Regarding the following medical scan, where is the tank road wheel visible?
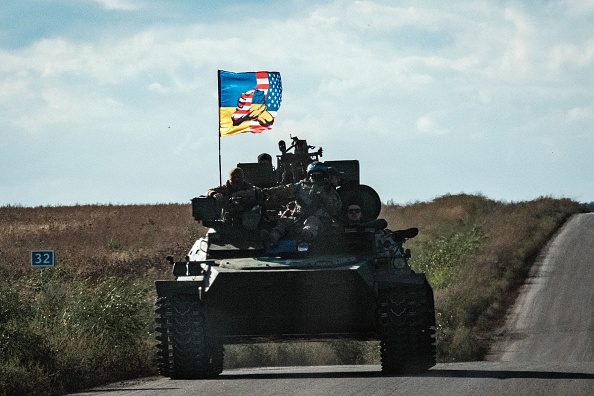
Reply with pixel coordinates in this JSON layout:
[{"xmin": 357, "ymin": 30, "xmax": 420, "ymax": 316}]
[
  {"xmin": 155, "ymin": 297, "xmax": 173, "ymax": 377},
  {"xmin": 154, "ymin": 296, "xmax": 224, "ymax": 379},
  {"xmin": 377, "ymin": 286, "xmax": 436, "ymax": 375}
]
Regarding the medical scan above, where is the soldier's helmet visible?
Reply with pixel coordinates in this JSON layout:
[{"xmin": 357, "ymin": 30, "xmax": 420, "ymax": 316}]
[
  {"xmin": 306, "ymin": 161, "xmax": 329, "ymax": 181},
  {"xmin": 306, "ymin": 161, "xmax": 328, "ymax": 174}
]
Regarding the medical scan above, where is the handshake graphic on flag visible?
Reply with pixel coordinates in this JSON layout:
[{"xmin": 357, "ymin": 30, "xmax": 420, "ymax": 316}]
[
  {"xmin": 231, "ymin": 89, "xmax": 274, "ymax": 128},
  {"xmin": 218, "ymin": 70, "xmax": 282, "ymax": 136}
]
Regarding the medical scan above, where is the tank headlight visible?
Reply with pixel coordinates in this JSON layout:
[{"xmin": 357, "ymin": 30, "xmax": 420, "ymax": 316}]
[
  {"xmin": 297, "ymin": 242, "xmax": 309, "ymax": 253},
  {"xmin": 200, "ymin": 238, "xmax": 208, "ymax": 252},
  {"xmin": 392, "ymin": 257, "xmax": 407, "ymax": 269}
]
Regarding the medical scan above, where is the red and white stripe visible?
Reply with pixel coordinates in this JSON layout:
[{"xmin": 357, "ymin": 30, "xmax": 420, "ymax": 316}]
[
  {"xmin": 255, "ymin": 71, "xmax": 270, "ymax": 93},
  {"xmin": 231, "ymin": 90, "xmax": 254, "ymax": 121}
]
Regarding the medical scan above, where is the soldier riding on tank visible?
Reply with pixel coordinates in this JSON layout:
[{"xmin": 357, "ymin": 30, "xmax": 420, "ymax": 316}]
[{"xmin": 260, "ymin": 161, "xmax": 342, "ymax": 246}]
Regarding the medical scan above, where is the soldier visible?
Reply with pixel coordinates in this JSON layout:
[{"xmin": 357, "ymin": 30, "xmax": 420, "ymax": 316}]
[
  {"xmin": 343, "ymin": 202, "xmax": 386, "ymax": 228},
  {"xmin": 206, "ymin": 167, "xmax": 262, "ymax": 228},
  {"xmin": 345, "ymin": 203, "xmax": 364, "ymax": 225},
  {"xmin": 257, "ymin": 152, "xmax": 276, "ymax": 176},
  {"xmin": 206, "ymin": 167, "xmax": 254, "ymax": 201},
  {"xmin": 344, "ymin": 204, "xmax": 417, "ymax": 259},
  {"xmin": 257, "ymin": 153, "xmax": 273, "ymax": 165},
  {"xmin": 260, "ymin": 161, "xmax": 342, "ymax": 245}
]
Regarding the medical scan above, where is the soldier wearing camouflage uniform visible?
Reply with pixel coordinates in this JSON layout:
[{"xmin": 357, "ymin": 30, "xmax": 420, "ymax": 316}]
[
  {"xmin": 261, "ymin": 162, "xmax": 342, "ymax": 245},
  {"xmin": 345, "ymin": 203, "xmax": 417, "ymax": 260},
  {"xmin": 206, "ymin": 167, "xmax": 255, "ymax": 201}
]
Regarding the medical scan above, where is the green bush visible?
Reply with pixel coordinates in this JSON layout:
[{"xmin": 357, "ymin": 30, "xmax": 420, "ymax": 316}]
[
  {"xmin": 61, "ymin": 279, "xmax": 151, "ymax": 341},
  {"xmin": 0, "ymin": 274, "xmax": 157, "ymax": 395},
  {"xmin": 411, "ymin": 225, "xmax": 485, "ymax": 289},
  {"xmin": 0, "ymin": 289, "xmax": 59, "ymax": 396}
]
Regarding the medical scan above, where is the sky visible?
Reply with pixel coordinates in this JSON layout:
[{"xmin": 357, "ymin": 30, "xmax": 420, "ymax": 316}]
[{"xmin": 1, "ymin": 0, "xmax": 593, "ymax": 207}]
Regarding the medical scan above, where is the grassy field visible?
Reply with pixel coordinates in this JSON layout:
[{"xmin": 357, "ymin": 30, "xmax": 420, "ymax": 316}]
[{"xmin": 0, "ymin": 195, "xmax": 586, "ymax": 395}]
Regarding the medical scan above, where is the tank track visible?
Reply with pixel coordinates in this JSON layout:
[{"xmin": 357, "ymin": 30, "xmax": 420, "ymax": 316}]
[
  {"xmin": 155, "ymin": 296, "xmax": 224, "ymax": 379},
  {"xmin": 377, "ymin": 284, "xmax": 436, "ymax": 374}
]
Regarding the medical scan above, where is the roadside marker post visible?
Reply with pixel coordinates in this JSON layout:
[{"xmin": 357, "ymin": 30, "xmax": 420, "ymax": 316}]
[
  {"xmin": 31, "ymin": 250, "xmax": 55, "ymax": 268},
  {"xmin": 31, "ymin": 250, "xmax": 55, "ymax": 286}
]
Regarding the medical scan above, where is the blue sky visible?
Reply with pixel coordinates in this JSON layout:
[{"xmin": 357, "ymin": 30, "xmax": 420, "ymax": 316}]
[{"xmin": 2, "ymin": 0, "xmax": 593, "ymax": 207}]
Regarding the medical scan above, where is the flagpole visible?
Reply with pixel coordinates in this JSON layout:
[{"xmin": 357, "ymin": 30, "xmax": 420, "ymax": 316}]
[{"xmin": 217, "ymin": 70, "xmax": 222, "ymax": 186}]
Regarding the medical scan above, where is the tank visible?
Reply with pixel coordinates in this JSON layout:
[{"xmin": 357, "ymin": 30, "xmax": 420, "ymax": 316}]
[{"xmin": 154, "ymin": 136, "xmax": 436, "ymax": 379}]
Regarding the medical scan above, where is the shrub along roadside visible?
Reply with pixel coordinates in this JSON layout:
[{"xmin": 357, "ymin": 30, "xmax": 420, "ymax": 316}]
[
  {"xmin": 0, "ymin": 196, "xmax": 587, "ymax": 395},
  {"xmin": 1, "ymin": 273, "xmax": 157, "ymax": 396},
  {"xmin": 383, "ymin": 195, "xmax": 586, "ymax": 361}
]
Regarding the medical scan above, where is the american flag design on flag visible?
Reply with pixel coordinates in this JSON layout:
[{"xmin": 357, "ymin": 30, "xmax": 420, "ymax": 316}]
[{"xmin": 218, "ymin": 70, "xmax": 282, "ymax": 136}]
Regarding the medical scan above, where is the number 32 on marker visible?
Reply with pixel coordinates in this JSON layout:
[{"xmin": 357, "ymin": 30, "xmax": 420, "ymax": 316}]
[{"xmin": 31, "ymin": 250, "xmax": 55, "ymax": 268}]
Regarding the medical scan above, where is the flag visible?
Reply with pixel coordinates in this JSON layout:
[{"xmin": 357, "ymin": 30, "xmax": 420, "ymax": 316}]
[{"xmin": 218, "ymin": 70, "xmax": 282, "ymax": 136}]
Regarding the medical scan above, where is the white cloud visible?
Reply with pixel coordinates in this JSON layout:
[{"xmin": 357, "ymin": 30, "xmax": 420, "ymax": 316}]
[
  {"xmin": 416, "ymin": 115, "xmax": 442, "ymax": 135},
  {"xmin": 548, "ymin": 40, "xmax": 594, "ymax": 73},
  {"xmin": 148, "ymin": 82, "xmax": 166, "ymax": 93},
  {"xmin": 346, "ymin": 2, "xmax": 447, "ymax": 30},
  {"xmin": 12, "ymin": 88, "xmax": 124, "ymax": 133},
  {"xmin": 498, "ymin": 7, "xmax": 536, "ymax": 75},
  {"xmin": 568, "ymin": 106, "xmax": 594, "ymax": 121},
  {"xmin": 561, "ymin": 0, "xmax": 594, "ymax": 15},
  {"xmin": 90, "ymin": 0, "xmax": 142, "ymax": 11},
  {"xmin": 0, "ymin": 78, "xmax": 29, "ymax": 105}
]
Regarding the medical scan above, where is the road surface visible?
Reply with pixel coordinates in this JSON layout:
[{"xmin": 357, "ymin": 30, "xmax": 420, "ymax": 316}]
[{"xmin": 73, "ymin": 213, "xmax": 594, "ymax": 395}]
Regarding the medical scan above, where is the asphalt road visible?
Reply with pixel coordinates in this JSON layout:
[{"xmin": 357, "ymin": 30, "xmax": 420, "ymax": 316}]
[{"xmin": 73, "ymin": 213, "xmax": 594, "ymax": 396}]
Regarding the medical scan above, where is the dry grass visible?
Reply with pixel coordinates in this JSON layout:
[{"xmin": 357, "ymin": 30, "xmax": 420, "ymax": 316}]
[
  {"xmin": 0, "ymin": 204, "xmax": 201, "ymax": 279},
  {"xmin": 0, "ymin": 195, "xmax": 587, "ymax": 395}
]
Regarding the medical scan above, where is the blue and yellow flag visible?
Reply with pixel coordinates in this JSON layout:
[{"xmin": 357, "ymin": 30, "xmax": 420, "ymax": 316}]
[{"xmin": 218, "ymin": 70, "xmax": 282, "ymax": 136}]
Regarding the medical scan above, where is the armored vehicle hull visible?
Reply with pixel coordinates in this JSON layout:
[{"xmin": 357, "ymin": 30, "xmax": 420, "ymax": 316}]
[{"xmin": 154, "ymin": 137, "xmax": 436, "ymax": 379}]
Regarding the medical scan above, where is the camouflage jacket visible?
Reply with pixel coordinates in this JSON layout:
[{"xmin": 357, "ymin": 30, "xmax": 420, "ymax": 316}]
[
  {"xmin": 206, "ymin": 180, "xmax": 254, "ymax": 198},
  {"xmin": 264, "ymin": 179, "xmax": 342, "ymax": 220}
]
